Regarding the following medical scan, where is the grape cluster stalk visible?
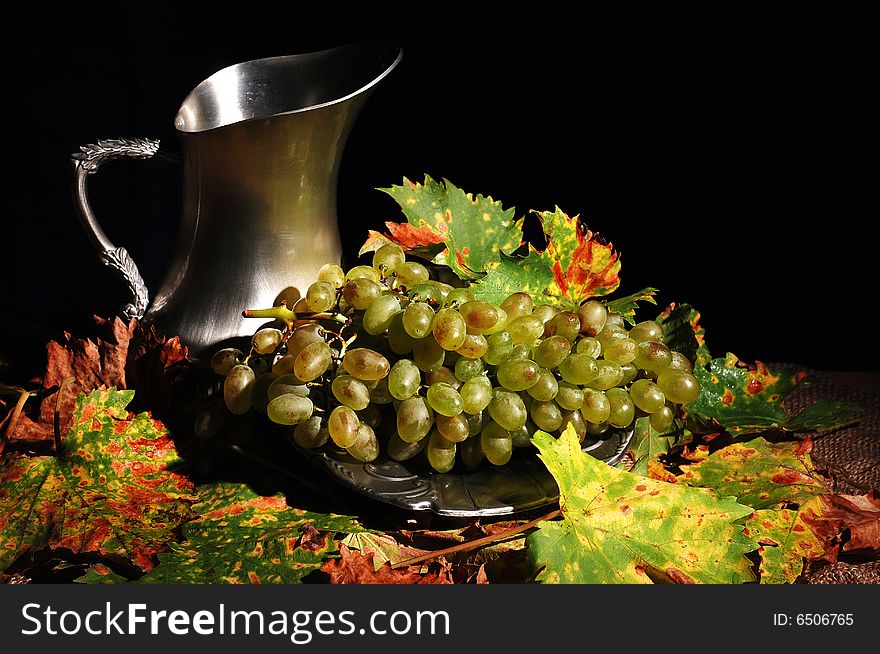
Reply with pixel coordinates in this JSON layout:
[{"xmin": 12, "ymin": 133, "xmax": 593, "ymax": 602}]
[{"xmin": 199, "ymin": 244, "xmax": 701, "ymax": 473}]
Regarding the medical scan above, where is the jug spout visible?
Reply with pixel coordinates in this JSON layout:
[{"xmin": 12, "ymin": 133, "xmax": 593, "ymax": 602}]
[{"xmin": 145, "ymin": 43, "xmax": 402, "ymax": 357}]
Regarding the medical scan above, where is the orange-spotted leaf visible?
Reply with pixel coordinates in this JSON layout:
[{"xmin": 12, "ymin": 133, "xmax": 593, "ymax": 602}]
[
  {"xmin": 137, "ymin": 483, "xmax": 364, "ymax": 584},
  {"xmin": 0, "ymin": 388, "xmax": 196, "ymax": 573},
  {"xmin": 535, "ymin": 207, "xmax": 621, "ymax": 307}
]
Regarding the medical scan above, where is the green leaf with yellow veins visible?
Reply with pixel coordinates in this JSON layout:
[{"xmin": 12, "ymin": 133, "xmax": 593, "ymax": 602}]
[
  {"xmin": 469, "ymin": 251, "xmax": 554, "ymax": 306},
  {"xmin": 605, "ymin": 288, "xmax": 658, "ymax": 326},
  {"xmin": 380, "ymin": 175, "xmax": 523, "ymax": 279},
  {"xmin": 0, "ymin": 388, "xmax": 196, "ymax": 573},
  {"xmin": 527, "ymin": 425, "xmax": 756, "ymax": 584},
  {"xmin": 138, "ymin": 483, "xmax": 365, "ymax": 584}
]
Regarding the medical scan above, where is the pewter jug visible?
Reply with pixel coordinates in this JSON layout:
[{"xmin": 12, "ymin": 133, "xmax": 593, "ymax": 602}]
[{"xmin": 72, "ymin": 43, "xmax": 402, "ymax": 357}]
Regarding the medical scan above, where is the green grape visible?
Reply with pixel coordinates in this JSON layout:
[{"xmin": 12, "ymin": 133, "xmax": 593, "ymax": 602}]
[
  {"xmin": 285, "ymin": 323, "xmax": 325, "ymax": 359},
  {"xmin": 194, "ymin": 400, "xmax": 226, "ymax": 440},
  {"xmin": 347, "ymin": 423, "xmax": 379, "ymax": 462},
  {"xmin": 555, "ymin": 381, "xmax": 584, "ymax": 411},
  {"xmin": 509, "ymin": 423, "xmax": 532, "ymax": 448},
  {"xmin": 488, "ymin": 389, "xmax": 527, "ymax": 431},
  {"xmin": 460, "ymin": 434, "xmax": 485, "ymax": 468},
  {"xmin": 533, "ymin": 335, "xmax": 572, "ymax": 369},
  {"xmin": 606, "ymin": 388, "xmax": 635, "ymax": 428},
  {"xmin": 629, "ymin": 320, "xmax": 665, "ymax": 344},
  {"xmin": 619, "ymin": 363, "xmax": 639, "ymax": 385},
  {"xmin": 596, "ymin": 324, "xmax": 628, "ymax": 350},
  {"xmin": 605, "ymin": 313, "xmax": 625, "ymax": 327},
  {"xmin": 413, "ymin": 336, "xmax": 445, "ymax": 373},
  {"xmin": 630, "ymin": 379, "xmax": 666, "ymax": 413},
  {"xmin": 267, "ymin": 374, "xmax": 309, "ymax": 401},
  {"xmin": 426, "ymin": 382, "xmax": 464, "ymax": 417},
  {"xmin": 252, "ymin": 328, "xmax": 283, "ymax": 355},
  {"xmin": 342, "ymin": 278, "xmax": 382, "ymax": 310},
  {"xmin": 576, "ymin": 300, "xmax": 607, "ymax": 336},
  {"xmin": 454, "ymin": 356, "xmax": 484, "ymax": 382},
  {"xmin": 532, "ymin": 304, "xmax": 559, "ymax": 324},
  {"xmin": 425, "ymin": 366, "xmax": 461, "ymax": 389},
  {"xmin": 603, "ymin": 337, "xmax": 637, "ymax": 365},
  {"xmin": 402, "ymin": 302, "xmax": 436, "ymax": 339},
  {"xmin": 435, "ymin": 413, "xmax": 470, "ymax": 442},
  {"xmin": 305, "ymin": 280, "xmax": 337, "ymax": 312},
  {"xmin": 459, "ymin": 300, "xmax": 502, "ymax": 334},
  {"xmin": 526, "ymin": 369, "xmax": 558, "ymax": 402},
  {"xmin": 481, "ymin": 432, "xmax": 513, "ymax": 465},
  {"xmin": 530, "ymin": 399, "xmax": 563, "ymax": 432},
  {"xmin": 367, "ymin": 376, "xmax": 394, "ymax": 405},
  {"xmin": 507, "ymin": 314, "xmax": 544, "ymax": 345},
  {"xmin": 432, "ymin": 308, "xmax": 467, "ymax": 350},
  {"xmin": 293, "ymin": 340, "xmax": 332, "ymax": 382},
  {"xmin": 500, "ymin": 292, "xmax": 534, "ymax": 320},
  {"xmin": 656, "ymin": 369, "xmax": 701, "ymax": 404},
  {"xmin": 634, "ymin": 341, "xmax": 673, "ymax": 372},
  {"xmin": 250, "ymin": 372, "xmax": 277, "ymax": 414},
  {"xmin": 211, "ymin": 347, "xmax": 244, "ymax": 375},
  {"xmin": 363, "ymin": 294, "xmax": 401, "ymax": 335},
  {"xmin": 328, "ymin": 405, "xmax": 360, "ymax": 448},
  {"xmin": 317, "ymin": 263, "xmax": 345, "ymax": 288},
  {"xmin": 496, "ymin": 358, "xmax": 541, "ymax": 391},
  {"xmin": 456, "ymin": 333, "xmax": 489, "ymax": 359},
  {"xmin": 558, "ymin": 353, "xmax": 599, "ymax": 385},
  {"xmin": 408, "ymin": 281, "xmax": 444, "ymax": 305},
  {"xmin": 426, "ymin": 430, "xmax": 457, "ymax": 473},
  {"xmin": 266, "ymin": 393, "xmax": 314, "ymax": 426},
  {"xmin": 506, "ymin": 344, "xmax": 531, "ymax": 361},
  {"xmin": 342, "ymin": 348, "xmax": 390, "ymax": 380},
  {"xmin": 466, "ymin": 410, "xmax": 485, "ymax": 436},
  {"xmin": 575, "ymin": 337, "xmax": 601, "ymax": 358},
  {"xmin": 387, "ymin": 311, "xmax": 414, "ymax": 355},
  {"xmin": 357, "ymin": 404, "xmax": 382, "ymax": 431},
  {"xmin": 560, "ymin": 409, "xmax": 587, "ymax": 441},
  {"xmin": 460, "ymin": 375, "xmax": 493, "ymax": 414},
  {"xmin": 388, "ymin": 359, "xmax": 421, "ymax": 400},
  {"xmin": 372, "ymin": 243, "xmax": 406, "ymax": 276},
  {"xmin": 581, "ymin": 389, "xmax": 611, "ymax": 424},
  {"xmin": 668, "ymin": 351, "xmax": 694, "ymax": 373},
  {"xmin": 545, "ymin": 311, "xmax": 581, "ymax": 341},
  {"xmin": 585, "ymin": 420, "xmax": 610, "ymax": 437},
  {"xmin": 292, "ymin": 416, "xmax": 329, "ymax": 449},
  {"xmin": 481, "ymin": 306, "xmax": 509, "ymax": 335},
  {"xmin": 396, "ymin": 396, "xmax": 433, "ymax": 443},
  {"xmin": 224, "ymin": 364, "xmax": 256, "ymax": 415},
  {"xmin": 345, "ymin": 264, "xmax": 380, "ymax": 283},
  {"xmin": 395, "ymin": 261, "xmax": 430, "ymax": 288},
  {"xmin": 444, "ymin": 287, "xmax": 475, "ymax": 309},
  {"xmin": 484, "ymin": 331, "xmax": 514, "ymax": 365},
  {"xmin": 650, "ymin": 405, "xmax": 675, "ymax": 433},
  {"xmin": 590, "ymin": 360, "xmax": 624, "ymax": 390},
  {"xmin": 331, "ymin": 375, "xmax": 371, "ymax": 410},
  {"xmin": 387, "ymin": 431, "xmax": 427, "ymax": 462}
]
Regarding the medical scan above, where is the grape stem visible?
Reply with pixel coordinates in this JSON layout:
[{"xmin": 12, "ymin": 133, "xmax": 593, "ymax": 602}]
[{"xmin": 390, "ymin": 507, "xmax": 562, "ymax": 569}]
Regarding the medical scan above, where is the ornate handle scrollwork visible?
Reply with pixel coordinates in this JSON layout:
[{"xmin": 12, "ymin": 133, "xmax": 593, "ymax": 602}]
[{"xmin": 71, "ymin": 138, "xmax": 178, "ymax": 321}]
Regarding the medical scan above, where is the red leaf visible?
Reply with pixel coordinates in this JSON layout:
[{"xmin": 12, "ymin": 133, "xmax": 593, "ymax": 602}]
[
  {"xmin": 321, "ymin": 545, "xmax": 454, "ymax": 584},
  {"xmin": 818, "ymin": 491, "xmax": 880, "ymax": 557}
]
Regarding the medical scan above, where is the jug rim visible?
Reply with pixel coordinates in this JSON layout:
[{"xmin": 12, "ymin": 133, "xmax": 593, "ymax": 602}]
[{"xmin": 174, "ymin": 42, "xmax": 403, "ymax": 133}]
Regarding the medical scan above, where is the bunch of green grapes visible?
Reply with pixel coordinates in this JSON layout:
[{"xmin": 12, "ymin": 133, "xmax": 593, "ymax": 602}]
[{"xmin": 202, "ymin": 243, "xmax": 701, "ymax": 473}]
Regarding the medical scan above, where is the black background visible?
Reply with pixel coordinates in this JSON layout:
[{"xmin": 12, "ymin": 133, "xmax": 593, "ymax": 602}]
[{"xmin": 3, "ymin": 3, "xmax": 875, "ymax": 378}]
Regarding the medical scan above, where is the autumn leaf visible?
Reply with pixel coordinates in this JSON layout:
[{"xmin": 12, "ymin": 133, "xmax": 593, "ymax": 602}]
[
  {"xmin": 527, "ymin": 425, "xmax": 756, "ymax": 584},
  {"xmin": 628, "ymin": 416, "xmax": 671, "ymax": 477},
  {"xmin": 676, "ymin": 437, "xmax": 829, "ymax": 583},
  {"xmin": 358, "ymin": 222, "xmax": 447, "ymax": 263},
  {"xmin": 321, "ymin": 544, "xmax": 454, "ymax": 584},
  {"xmin": 657, "ymin": 302, "xmax": 710, "ymax": 367},
  {"xmin": 469, "ymin": 252, "xmax": 554, "ymax": 306},
  {"xmin": 0, "ymin": 388, "xmax": 196, "ymax": 572},
  {"xmin": 815, "ymin": 491, "xmax": 880, "ymax": 558},
  {"xmin": 605, "ymin": 288, "xmax": 658, "ymax": 326},
  {"xmin": 138, "ymin": 483, "xmax": 363, "ymax": 584},
  {"xmin": 375, "ymin": 175, "xmax": 523, "ymax": 279},
  {"xmin": 690, "ymin": 353, "xmax": 861, "ymax": 435}
]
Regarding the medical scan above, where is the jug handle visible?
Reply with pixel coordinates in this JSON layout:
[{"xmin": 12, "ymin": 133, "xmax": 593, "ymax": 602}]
[{"xmin": 71, "ymin": 138, "xmax": 180, "ymax": 322}]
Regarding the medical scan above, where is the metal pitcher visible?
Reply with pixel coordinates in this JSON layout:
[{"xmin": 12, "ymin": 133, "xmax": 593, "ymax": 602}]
[{"xmin": 71, "ymin": 43, "xmax": 402, "ymax": 357}]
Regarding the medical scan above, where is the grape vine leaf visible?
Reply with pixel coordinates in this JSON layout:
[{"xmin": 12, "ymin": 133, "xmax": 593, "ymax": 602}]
[
  {"xmin": 321, "ymin": 544, "xmax": 454, "ymax": 584},
  {"xmin": 0, "ymin": 388, "xmax": 196, "ymax": 572},
  {"xmin": 628, "ymin": 416, "xmax": 671, "ymax": 477},
  {"xmin": 605, "ymin": 288, "xmax": 658, "ymax": 326},
  {"xmin": 689, "ymin": 353, "xmax": 862, "ymax": 435},
  {"xmin": 469, "ymin": 252, "xmax": 554, "ymax": 306},
  {"xmin": 137, "ymin": 483, "xmax": 364, "ymax": 584},
  {"xmin": 527, "ymin": 425, "xmax": 756, "ymax": 584},
  {"xmin": 676, "ymin": 437, "xmax": 829, "ymax": 583},
  {"xmin": 657, "ymin": 303, "xmax": 711, "ymax": 367},
  {"xmin": 374, "ymin": 175, "xmax": 523, "ymax": 279}
]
